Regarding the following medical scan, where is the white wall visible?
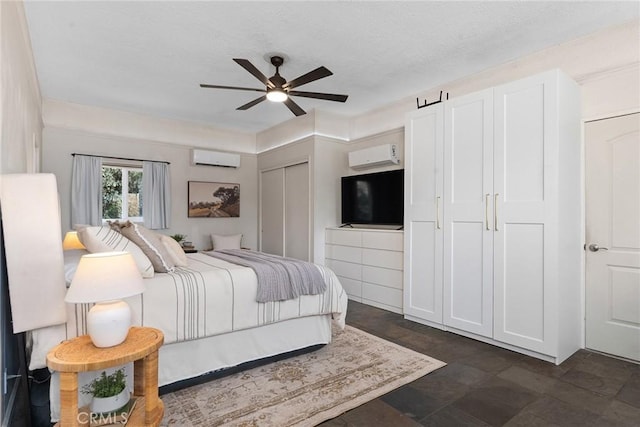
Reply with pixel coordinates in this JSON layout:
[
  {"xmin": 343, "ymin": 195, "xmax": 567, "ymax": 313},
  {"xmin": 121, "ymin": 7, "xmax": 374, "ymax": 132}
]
[
  {"xmin": 347, "ymin": 20, "xmax": 639, "ymax": 140},
  {"xmin": 0, "ymin": 0, "xmax": 42, "ymax": 174},
  {"xmin": 252, "ymin": 19, "xmax": 639, "ymax": 151},
  {"xmin": 42, "ymin": 127, "xmax": 258, "ymax": 251},
  {"xmin": 44, "ymin": 99, "xmax": 257, "ymax": 153}
]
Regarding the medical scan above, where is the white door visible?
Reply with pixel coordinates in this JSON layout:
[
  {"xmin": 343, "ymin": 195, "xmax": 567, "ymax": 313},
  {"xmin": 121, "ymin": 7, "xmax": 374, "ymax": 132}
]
[
  {"xmin": 443, "ymin": 88, "xmax": 494, "ymax": 337},
  {"xmin": 585, "ymin": 113, "xmax": 640, "ymax": 361},
  {"xmin": 284, "ymin": 162, "xmax": 310, "ymax": 261},
  {"xmin": 260, "ymin": 168, "xmax": 284, "ymax": 256},
  {"xmin": 492, "ymin": 74, "xmax": 555, "ymax": 354},
  {"xmin": 403, "ymin": 104, "xmax": 444, "ymax": 324}
]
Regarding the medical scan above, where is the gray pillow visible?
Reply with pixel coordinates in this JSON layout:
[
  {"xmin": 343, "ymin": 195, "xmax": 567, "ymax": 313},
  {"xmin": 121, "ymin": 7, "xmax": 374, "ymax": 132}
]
[{"xmin": 119, "ymin": 222, "xmax": 175, "ymax": 273}]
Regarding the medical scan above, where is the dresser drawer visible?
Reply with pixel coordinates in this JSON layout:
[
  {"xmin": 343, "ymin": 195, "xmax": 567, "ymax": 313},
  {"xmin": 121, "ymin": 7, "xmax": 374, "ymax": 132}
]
[
  {"xmin": 326, "ymin": 259, "xmax": 362, "ymax": 281},
  {"xmin": 362, "ymin": 248, "xmax": 403, "ymax": 270},
  {"xmin": 325, "ymin": 244, "xmax": 362, "ymax": 264},
  {"xmin": 338, "ymin": 276, "xmax": 362, "ymax": 299},
  {"xmin": 362, "ymin": 265, "xmax": 403, "ymax": 289},
  {"xmin": 361, "ymin": 231, "xmax": 403, "ymax": 251},
  {"xmin": 362, "ymin": 283, "xmax": 403, "ymax": 309},
  {"xmin": 326, "ymin": 229, "xmax": 362, "ymax": 247}
]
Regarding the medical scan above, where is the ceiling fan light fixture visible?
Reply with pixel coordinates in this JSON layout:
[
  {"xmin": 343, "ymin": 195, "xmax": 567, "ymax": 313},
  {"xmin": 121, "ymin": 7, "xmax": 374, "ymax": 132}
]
[{"xmin": 266, "ymin": 89, "xmax": 288, "ymax": 103}]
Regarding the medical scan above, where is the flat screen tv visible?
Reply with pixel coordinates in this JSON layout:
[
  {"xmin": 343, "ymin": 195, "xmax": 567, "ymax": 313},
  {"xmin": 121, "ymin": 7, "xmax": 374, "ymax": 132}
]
[{"xmin": 341, "ymin": 169, "xmax": 404, "ymax": 227}]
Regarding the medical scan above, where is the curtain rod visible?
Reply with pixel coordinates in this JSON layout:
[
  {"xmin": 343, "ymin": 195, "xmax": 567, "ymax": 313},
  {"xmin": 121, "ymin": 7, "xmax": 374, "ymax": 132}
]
[{"xmin": 71, "ymin": 153, "xmax": 170, "ymax": 165}]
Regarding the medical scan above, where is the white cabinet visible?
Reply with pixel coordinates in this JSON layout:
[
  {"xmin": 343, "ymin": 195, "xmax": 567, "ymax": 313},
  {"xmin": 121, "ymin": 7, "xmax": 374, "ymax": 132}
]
[
  {"xmin": 403, "ymin": 104, "xmax": 444, "ymax": 325},
  {"xmin": 403, "ymin": 69, "xmax": 582, "ymax": 364},
  {"xmin": 325, "ymin": 228, "xmax": 403, "ymax": 314},
  {"xmin": 443, "ymin": 88, "xmax": 495, "ymax": 338}
]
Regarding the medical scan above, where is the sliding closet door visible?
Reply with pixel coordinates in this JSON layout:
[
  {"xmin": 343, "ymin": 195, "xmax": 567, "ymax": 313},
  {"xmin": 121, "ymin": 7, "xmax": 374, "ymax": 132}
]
[
  {"xmin": 261, "ymin": 168, "xmax": 285, "ymax": 256},
  {"xmin": 284, "ymin": 162, "xmax": 310, "ymax": 261},
  {"xmin": 260, "ymin": 162, "xmax": 310, "ymax": 260}
]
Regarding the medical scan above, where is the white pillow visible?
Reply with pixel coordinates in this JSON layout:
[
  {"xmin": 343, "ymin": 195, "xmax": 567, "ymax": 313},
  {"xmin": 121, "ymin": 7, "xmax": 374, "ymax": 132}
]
[
  {"xmin": 211, "ymin": 233, "xmax": 242, "ymax": 250},
  {"xmin": 77, "ymin": 226, "xmax": 154, "ymax": 278},
  {"xmin": 63, "ymin": 249, "xmax": 90, "ymax": 287},
  {"xmin": 158, "ymin": 234, "xmax": 188, "ymax": 267}
]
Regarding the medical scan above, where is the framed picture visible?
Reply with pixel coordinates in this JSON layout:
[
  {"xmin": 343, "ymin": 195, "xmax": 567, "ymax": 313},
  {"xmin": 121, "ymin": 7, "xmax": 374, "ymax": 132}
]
[{"xmin": 188, "ymin": 181, "xmax": 240, "ymax": 218}]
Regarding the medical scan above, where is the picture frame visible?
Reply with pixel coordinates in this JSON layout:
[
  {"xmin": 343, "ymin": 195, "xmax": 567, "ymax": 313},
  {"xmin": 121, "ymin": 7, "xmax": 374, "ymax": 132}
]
[{"xmin": 188, "ymin": 181, "xmax": 240, "ymax": 218}]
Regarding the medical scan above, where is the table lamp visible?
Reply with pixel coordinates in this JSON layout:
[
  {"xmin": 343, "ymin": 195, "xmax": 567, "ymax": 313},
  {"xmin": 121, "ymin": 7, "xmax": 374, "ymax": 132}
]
[
  {"xmin": 62, "ymin": 231, "xmax": 86, "ymax": 250},
  {"xmin": 65, "ymin": 251, "xmax": 145, "ymax": 347}
]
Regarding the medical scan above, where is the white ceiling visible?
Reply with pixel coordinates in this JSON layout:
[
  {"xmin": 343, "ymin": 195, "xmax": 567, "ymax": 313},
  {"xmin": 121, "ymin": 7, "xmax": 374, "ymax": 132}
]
[{"xmin": 24, "ymin": 1, "xmax": 638, "ymax": 133}]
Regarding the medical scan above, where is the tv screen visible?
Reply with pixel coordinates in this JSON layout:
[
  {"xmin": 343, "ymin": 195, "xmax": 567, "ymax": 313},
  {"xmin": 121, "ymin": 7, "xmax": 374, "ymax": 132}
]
[{"xmin": 341, "ymin": 169, "xmax": 404, "ymax": 226}]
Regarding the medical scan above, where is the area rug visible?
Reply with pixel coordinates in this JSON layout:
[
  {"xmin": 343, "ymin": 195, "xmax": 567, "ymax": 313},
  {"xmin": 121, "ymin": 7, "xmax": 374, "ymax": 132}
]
[{"xmin": 160, "ymin": 325, "xmax": 445, "ymax": 426}]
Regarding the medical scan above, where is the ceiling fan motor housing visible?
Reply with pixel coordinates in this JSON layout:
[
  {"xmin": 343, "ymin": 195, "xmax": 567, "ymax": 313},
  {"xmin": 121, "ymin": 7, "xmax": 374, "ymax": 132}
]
[{"xmin": 200, "ymin": 54, "xmax": 348, "ymax": 116}]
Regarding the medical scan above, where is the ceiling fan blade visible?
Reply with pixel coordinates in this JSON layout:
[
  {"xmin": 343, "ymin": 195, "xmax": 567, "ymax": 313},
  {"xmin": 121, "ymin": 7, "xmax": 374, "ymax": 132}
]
[
  {"xmin": 288, "ymin": 90, "xmax": 348, "ymax": 103},
  {"xmin": 200, "ymin": 84, "xmax": 266, "ymax": 93},
  {"xmin": 233, "ymin": 58, "xmax": 274, "ymax": 88},
  {"xmin": 283, "ymin": 66, "xmax": 333, "ymax": 90},
  {"xmin": 237, "ymin": 95, "xmax": 267, "ymax": 110},
  {"xmin": 283, "ymin": 98, "xmax": 306, "ymax": 116}
]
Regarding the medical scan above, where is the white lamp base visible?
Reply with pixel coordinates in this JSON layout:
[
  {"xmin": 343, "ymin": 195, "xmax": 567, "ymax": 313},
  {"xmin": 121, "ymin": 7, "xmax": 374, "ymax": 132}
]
[{"xmin": 87, "ymin": 300, "xmax": 132, "ymax": 347}]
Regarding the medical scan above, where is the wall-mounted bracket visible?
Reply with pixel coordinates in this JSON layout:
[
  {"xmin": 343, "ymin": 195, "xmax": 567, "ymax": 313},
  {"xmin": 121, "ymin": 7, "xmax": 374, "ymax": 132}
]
[{"xmin": 417, "ymin": 90, "xmax": 449, "ymax": 109}]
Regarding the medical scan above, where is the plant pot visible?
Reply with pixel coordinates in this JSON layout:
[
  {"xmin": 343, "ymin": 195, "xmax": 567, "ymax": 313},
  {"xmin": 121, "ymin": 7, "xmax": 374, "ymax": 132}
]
[{"xmin": 90, "ymin": 388, "xmax": 129, "ymax": 414}]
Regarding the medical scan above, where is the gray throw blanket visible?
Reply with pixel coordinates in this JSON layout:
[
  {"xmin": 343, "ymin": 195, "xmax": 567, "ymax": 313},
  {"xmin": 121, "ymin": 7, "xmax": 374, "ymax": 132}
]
[{"xmin": 204, "ymin": 249, "xmax": 327, "ymax": 303}]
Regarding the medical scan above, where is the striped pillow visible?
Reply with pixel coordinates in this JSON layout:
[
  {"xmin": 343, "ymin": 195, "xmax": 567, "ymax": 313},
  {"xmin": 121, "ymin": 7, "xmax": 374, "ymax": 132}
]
[
  {"xmin": 119, "ymin": 222, "xmax": 175, "ymax": 273},
  {"xmin": 77, "ymin": 226, "xmax": 154, "ymax": 278}
]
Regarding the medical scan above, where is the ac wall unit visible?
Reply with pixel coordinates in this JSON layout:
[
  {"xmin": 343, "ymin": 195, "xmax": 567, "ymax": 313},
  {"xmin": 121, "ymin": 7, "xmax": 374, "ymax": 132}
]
[
  {"xmin": 348, "ymin": 144, "xmax": 399, "ymax": 169},
  {"xmin": 191, "ymin": 149, "xmax": 241, "ymax": 168}
]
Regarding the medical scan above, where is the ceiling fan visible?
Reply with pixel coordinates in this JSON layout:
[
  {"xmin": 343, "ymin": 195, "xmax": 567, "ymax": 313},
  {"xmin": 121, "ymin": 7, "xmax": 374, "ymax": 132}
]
[{"xmin": 200, "ymin": 56, "xmax": 348, "ymax": 116}]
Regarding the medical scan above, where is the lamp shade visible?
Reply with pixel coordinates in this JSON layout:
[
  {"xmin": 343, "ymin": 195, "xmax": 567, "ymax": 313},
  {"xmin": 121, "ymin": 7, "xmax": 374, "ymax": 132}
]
[
  {"xmin": 65, "ymin": 251, "xmax": 145, "ymax": 303},
  {"xmin": 62, "ymin": 231, "xmax": 85, "ymax": 250}
]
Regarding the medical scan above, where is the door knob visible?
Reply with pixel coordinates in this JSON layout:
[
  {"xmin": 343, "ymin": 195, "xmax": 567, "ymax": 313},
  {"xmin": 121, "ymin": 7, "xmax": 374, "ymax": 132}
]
[{"xmin": 588, "ymin": 243, "xmax": 609, "ymax": 252}]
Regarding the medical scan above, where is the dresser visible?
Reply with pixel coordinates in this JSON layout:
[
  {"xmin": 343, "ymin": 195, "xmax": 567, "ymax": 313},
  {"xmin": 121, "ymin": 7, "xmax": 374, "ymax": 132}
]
[{"xmin": 325, "ymin": 227, "xmax": 403, "ymax": 314}]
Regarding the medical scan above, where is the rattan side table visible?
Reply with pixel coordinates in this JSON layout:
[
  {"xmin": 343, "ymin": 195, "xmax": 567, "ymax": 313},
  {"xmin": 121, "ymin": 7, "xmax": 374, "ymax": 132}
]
[{"xmin": 47, "ymin": 326, "xmax": 164, "ymax": 426}]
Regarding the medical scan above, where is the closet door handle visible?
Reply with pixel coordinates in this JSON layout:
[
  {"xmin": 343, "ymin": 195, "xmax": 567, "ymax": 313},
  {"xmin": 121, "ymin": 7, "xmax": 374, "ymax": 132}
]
[
  {"xmin": 436, "ymin": 196, "xmax": 441, "ymax": 230},
  {"xmin": 494, "ymin": 193, "xmax": 499, "ymax": 231},
  {"xmin": 485, "ymin": 194, "xmax": 490, "ymax": 230}
]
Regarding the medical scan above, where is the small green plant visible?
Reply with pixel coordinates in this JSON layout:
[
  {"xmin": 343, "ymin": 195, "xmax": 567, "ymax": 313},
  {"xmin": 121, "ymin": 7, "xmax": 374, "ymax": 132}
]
[
  {"xmin": 81, "ymin": 369, "xmax": 126, "ymax": 398},
  {"xmin": 170, "ymin": 233, "xmax": 187, "ymax": 243}
]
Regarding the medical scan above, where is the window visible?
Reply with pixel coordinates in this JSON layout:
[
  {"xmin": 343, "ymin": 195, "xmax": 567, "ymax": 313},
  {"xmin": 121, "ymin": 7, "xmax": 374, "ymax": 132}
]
[{"xmin": 102, "ymin": 165, "xmax": 143, "ymax": 222}]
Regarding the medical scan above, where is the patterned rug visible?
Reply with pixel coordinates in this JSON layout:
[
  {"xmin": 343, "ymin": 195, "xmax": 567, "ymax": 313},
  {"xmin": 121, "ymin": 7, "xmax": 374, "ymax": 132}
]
[{"xmin": 160, "ymin": 325, "xmax": 445, "ymax": 426}]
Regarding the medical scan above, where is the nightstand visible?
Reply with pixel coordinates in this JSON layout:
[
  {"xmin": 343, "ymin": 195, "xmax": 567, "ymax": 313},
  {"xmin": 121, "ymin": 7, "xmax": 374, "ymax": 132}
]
[{"xmin": 47, "ymin": 327, "xmax": 164, "ymax": 426}]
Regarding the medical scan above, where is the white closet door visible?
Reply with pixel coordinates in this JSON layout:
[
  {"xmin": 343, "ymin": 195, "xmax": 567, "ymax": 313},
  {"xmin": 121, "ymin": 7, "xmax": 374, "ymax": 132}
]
[
  {"xmin": 260, "ymin": 168, "xmax": 284, "ymax": 256},
  {"xmin": 443, "ymin": 88, "xmax": 494, "ymax": 337},
  {"xmin": 493, "ymin": 73, "xmax": 556, "ymax": 354},
  {"xmin": 403, "ymin": 104, "xmax": 444, "ymax": 324},
  {"xmin": 284, "ymin": 162, "xmax": 310, "ymax": 261}
]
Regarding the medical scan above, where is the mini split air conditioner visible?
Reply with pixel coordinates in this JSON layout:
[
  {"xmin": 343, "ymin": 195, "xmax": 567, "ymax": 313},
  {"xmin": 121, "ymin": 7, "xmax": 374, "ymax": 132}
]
[
  {"xmin": 191, "ymin": 149, "xmax": 241, "ymax": 168},
  {"xmin": 348, "ymin": 144, "xmax": 399, "ymax": 169}
]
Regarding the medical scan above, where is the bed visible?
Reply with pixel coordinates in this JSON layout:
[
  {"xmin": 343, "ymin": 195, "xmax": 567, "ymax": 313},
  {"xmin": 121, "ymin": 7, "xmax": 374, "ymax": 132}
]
[{"xmin": 29, "ymin": 249, "xmax": 348, "ymax": 422}]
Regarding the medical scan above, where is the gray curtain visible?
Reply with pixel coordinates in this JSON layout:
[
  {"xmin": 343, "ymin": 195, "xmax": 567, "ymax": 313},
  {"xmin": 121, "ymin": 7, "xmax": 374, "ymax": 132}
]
[
  {"xmin": 71, "ymin": 155, "xmax": 102, "ymax": 227},
  {"xmin": 143, "ymin": 161, "xmax": 171, "ymax": 229}
]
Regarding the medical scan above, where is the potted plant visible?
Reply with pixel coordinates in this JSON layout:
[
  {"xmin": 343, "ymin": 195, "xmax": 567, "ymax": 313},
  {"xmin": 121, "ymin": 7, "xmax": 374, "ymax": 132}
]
[
  {"xmin": 170, "ymin": 234, "xmax": 187, "ymax": 245},
  {"xmin": 82, "ymin": 368, "xmax": 129, "ymax": 414}
]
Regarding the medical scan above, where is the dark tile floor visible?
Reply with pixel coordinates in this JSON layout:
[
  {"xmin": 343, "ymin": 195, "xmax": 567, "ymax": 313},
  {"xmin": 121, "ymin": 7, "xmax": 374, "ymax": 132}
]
[{"xmin": 320, "ymin": 301, "xmax": 640, "ymax": 427}]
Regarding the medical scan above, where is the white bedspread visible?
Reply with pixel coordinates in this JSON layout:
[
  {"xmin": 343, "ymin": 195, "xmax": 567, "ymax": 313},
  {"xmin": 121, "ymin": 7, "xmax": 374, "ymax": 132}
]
[{"xmin": 29, "ymin": 253, "xmax": 348, "ymax": 370}]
